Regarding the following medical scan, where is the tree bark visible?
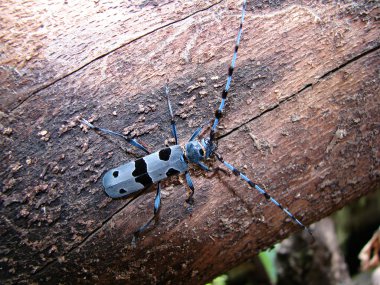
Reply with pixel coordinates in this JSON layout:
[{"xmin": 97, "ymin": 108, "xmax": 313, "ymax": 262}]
[{"xmin": 0, "ymin": 0, "xmax": 379, "ymax": 284}]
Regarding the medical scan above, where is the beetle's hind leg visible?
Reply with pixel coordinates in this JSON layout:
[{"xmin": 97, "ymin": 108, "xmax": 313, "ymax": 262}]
[{"xmin": 134, "ymin": 182, "xmax": 162, "ymax": 237}]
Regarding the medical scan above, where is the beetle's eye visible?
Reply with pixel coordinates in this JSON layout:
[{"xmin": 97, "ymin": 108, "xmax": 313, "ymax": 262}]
[{"xmin": 199, "ymin": 148, "xmax": 204, "ymax": 156}]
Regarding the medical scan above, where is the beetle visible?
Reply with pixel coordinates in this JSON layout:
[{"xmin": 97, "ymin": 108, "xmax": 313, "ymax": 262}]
[{"xmin": 81, "ymin": 0, "xmax": 312, "ymax": 237}]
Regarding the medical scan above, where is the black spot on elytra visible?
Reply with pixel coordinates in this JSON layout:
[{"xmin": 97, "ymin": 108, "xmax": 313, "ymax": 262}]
[
  {"xmin": 132, "ymin": 158, "xmax": 153, "ymax": 187},
  {"xmin": 159, "ymin": 148, "xmax": 171, "ymax": 161},
  {"xmin": 119, "ymin": 189, "xmax": 126, "ymax": 194},
  {"xmin": 113, "ymin": 171, "xmax": 119, "ymax": 178},
  {"xmin": 132, "ymin": 158, "xmax": 147, "ymax": 177},
  {"xmin": 166, "ymin": 168, "xmax": 180, "ymax": 177},
  {"xmin": 135, "ymin": 174, "xmax": 153, "ymax": 187}
]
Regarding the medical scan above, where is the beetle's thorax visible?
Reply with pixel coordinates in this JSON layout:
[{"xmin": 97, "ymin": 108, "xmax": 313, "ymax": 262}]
[{"xmin": 183, "ymin": 138, "xmax": 216, "ymax": 163}]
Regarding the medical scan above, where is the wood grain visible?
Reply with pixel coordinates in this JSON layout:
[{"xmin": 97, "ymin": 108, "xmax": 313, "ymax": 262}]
[{"xmin": 0, "ymin": 0, "xmax": 379, "ymax": 284}]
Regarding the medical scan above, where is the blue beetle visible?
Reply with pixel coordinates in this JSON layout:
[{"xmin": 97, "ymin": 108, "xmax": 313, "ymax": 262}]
[{"xmin": 82, "ymin": 0, "xmax": 312, "ymax": 237}]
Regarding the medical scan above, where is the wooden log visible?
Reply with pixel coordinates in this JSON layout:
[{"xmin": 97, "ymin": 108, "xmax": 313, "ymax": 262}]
[{"xmin": 0, "ymin": 1, "xmax": 379, "ymax": 284}]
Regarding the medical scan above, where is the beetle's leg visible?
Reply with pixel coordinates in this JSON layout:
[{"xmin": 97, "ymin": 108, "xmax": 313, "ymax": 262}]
[
  {"xmin": 184, "ymin": 171, "xmax": 195, "ymax": 205},
  {"xmin": 134, "ymin": 182, "xmax": 161, "ymax": 236},
  {"xmin": 80, "ymin": 118, "xmax": 149, "ymax": 154},
  {"xmin": 188, "ymin": 120, "xmax": 211, "ymax": 142}
]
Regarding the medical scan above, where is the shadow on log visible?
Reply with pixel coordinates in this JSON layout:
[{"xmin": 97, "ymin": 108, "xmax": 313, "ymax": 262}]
[{"xmin": 0, "ymin": 0, "xmax": 379, "ymax": 284}]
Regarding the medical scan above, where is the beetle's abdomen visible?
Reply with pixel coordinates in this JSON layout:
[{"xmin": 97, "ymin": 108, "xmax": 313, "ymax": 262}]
[{"xmin": 103, "ymin": 145, "xmax": 188, "ymax": 198}]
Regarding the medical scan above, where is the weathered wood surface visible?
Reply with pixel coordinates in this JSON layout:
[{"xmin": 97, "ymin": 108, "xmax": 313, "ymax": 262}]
[{"xmin": 0, "ymin": 0, "xmax": 379, "ymax": 284}]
